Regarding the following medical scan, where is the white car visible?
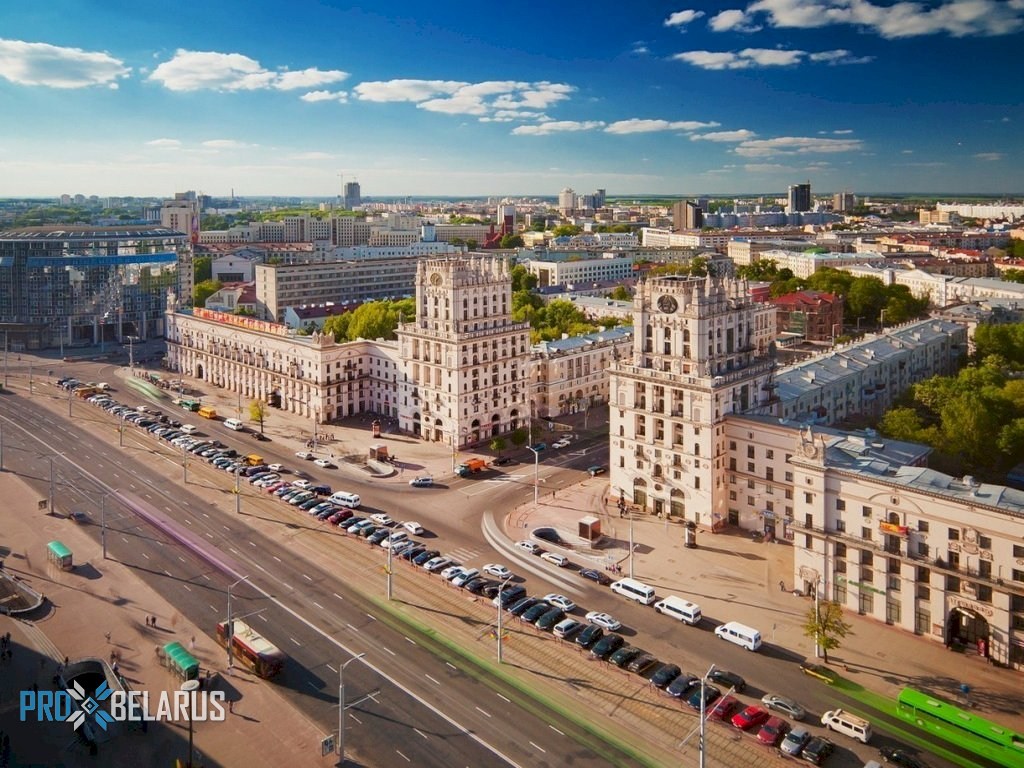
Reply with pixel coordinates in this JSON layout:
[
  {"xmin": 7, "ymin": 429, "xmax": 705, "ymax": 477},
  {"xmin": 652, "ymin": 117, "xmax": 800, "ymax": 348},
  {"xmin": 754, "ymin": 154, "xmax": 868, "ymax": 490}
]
[
  {"xmin": 295, "ymin": 450, "xmax": 314, "ymax": 460},
  {"xmin": 540, "ymin": 551, "xmax": 570, "ymax": 567},
  {"xmin": 423, "ymin": 556, "xmax": 453, "ymax": 573},
  {"xmin": 440, "ymin": 564, "xmax": 465, "ymax": 581},
  {"xmin": 313, "ymin": 458, "xmax": 335, "ymax": 468},
  {"xmin": 515, "ymin": 541, "xmax": 541, "ymax": 555},
  {"xmin": 585, "ymin": 611, "xmax": 622, "ymax": 631},
  {"xmin": 452, "ymin": 568, "xmax": 480, "ymax": 588},
  {"xmin": 542, "ymin": 593, "xmax": 576, "ymax": 612},
  {"xmin": 370, "ymin": 513, "xmax": 394, "ymax": 527},
  {"xmin": 179, "ymin": 424, "xmax": 199, "ymax": 435},
  {"xmin": 402, "ymin": 521, "xmax": 425, "ymax": 535},
  {"xmin": 552, "ymin": 438, "xmax": 571, "ymax": 449},
  {"xmin": 482, "ymin": 563, "xmax": 513, "ymax": 579},
  {"xmin": 268, "ymin": 463, "xmax": 284, "ymax": 472},
  {"xmin": 380, "ymin": 532, "xmax": 409, "ymax": 550},
  {"xmin": 292, "ymin": 480, "xmax": 312, "ymax": 490}
]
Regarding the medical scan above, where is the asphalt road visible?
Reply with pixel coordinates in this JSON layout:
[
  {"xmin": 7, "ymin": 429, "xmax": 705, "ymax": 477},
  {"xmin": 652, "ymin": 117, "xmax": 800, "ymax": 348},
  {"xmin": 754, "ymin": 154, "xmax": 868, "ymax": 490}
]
[{"xmin": 2, "ymin": 386, "xmax": 645, "ymax": 768}]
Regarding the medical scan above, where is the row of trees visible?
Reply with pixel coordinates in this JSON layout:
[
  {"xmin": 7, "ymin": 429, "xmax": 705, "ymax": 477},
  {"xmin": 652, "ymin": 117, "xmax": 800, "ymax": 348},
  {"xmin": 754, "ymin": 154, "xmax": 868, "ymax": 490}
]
[
  {"xmin": 736, "ymin": 262, "xmax": 929, "ymax": 327},
  {"xmin": 321, "ymin": 298, "xmax": 415, "ymax": 342},
  {"xmin": 509, "ymin": 265, "xmax": 624, "ymax": 343},
  {"xmin": 879, "ymin": 349, "xmax": 1024, "ymax": 480}
]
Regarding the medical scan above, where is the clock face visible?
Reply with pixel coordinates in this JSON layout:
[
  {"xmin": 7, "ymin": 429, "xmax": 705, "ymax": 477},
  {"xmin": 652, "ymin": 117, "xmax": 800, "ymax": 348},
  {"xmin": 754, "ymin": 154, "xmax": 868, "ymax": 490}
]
[
  {"xmin": 429, "ymin": 272, "xmax": 443, "ymax": 286},
  {"xmin": 657, "ymin": 295, "xmax": 678, "ymax": 314}
]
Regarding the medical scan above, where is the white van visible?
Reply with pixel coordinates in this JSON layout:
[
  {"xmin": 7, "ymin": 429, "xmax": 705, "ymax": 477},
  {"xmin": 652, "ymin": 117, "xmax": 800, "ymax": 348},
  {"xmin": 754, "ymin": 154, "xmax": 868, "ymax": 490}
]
[
  {"xmin": 179, "ymin": 424, "xmax": 199, "ymax": 435},
  {"xmin": 714, "ymin": 621, "xmax": 762, "ymax": 651},
  {"xmin": 653, "ymin": 595, "xmax": 702, "ymax": 625},
  {"xmin": 224, "ymin": 418, "xmax": 244, "ymax": 431},
  {"xmin": 610, "ymin": 577, "xmax": 657, "ymax": 605},
  {"xmin": 329, "ymin": 491, "xmax": 361, "ymax": 509},
  {"xmin": 821, "ymin": 709, "xmax": 873, "ymax": 743}
]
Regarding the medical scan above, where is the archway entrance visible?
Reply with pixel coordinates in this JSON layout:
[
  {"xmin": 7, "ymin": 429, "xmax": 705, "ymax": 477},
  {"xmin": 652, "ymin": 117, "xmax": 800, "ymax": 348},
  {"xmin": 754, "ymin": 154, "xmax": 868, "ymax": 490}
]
[{"xmin": 946, "ymin": 606, "xmax": 990, "ymax": 656}]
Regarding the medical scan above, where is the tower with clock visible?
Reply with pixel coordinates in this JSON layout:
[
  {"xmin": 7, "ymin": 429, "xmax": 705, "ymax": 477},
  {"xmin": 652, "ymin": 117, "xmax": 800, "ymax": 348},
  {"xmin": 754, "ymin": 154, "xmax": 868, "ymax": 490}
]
[{"xmin": 608, "ymin": 273, "xmax": 777, "ymax": 528}]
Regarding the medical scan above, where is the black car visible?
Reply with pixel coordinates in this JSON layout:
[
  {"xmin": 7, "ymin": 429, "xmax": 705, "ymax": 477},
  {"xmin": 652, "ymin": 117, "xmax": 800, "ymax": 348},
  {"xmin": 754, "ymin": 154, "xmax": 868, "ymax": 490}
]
[
  {"xmin": 367, "ymin": 528, "xmax": 391, "ymax": 544},
  {"xmin": 579, "ymin": 568, "xmax": 612, "ymax": 586},
  {"xmin": 496, "ymin": 585, "xmax": 527, "ymax": 608},
  {"xmin": 686, "ymin": 684, "xmax": 721, "ymax": 711},
  {"xmin": 627, "ymin": 653, "xmax": 659, "ymax": 675},
  {"xmin": 666, "ymin": 673, "xmax": 700, "ymax": 698},
  {"xmin": 253, "ymin": 432, "xmax": 270, "ymax": 441},
  {"xmin": 609, "ymin": 645, "xmax": 641, "ymax": 668},
  {"xmin": 879, "ymin": 747, "xmax": 929, "ymax": 768},
  {"xmin": 492, "ymin": 456, "xmax": 515, "ymax": 466},
  {"xmin": 509, "ymin": 597, "xmax": 542, "ymax": 618},
  {"xmin": 359, "ymin": 525, "xmax": 381, "ymax": 539},
  {"xmin": 708, "ymin": 668, "xmax": 746, "ymax": 693},
  {"xmin": 413, "ymin": 549, "xmax": 440, "ymax": 566},
  {"xmin": 590, "ymin": 633, "xmax": 624, "ymax": 660},
  {"xmin": 650, "ymin": 663, "xmax": 681, "ymax": 689},
  {"xmin": 801, "ymin": 737, "xmax": 834, "ymax": 765},
  {"xmin": 521, "ymin": 602, "xmax": 552, "ymax": 624},
  {"xmin": 401, "ymin": 545, "xmax": 427, "ymax": 562},
  {"xmin": 535, "ymin": 607, "xmax": 566, "ymax": 631},
  {"xmin": 575, "ymin": 624, "xmax": 604, "ymax": 649},
  {"xmin": 462, "ymin": 577, "xmax": 489, "ymax": 595},
  {"xmin": 478, "ymin": 580, "xmax": 503, "ymax": 599}
]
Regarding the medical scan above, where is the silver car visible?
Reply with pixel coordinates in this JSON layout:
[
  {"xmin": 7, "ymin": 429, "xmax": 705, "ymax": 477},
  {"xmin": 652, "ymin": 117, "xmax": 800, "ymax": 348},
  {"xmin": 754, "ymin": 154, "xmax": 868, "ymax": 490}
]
[{"xmin": 761, "ymin": 693, "xmax": 806, "ymax": 721}]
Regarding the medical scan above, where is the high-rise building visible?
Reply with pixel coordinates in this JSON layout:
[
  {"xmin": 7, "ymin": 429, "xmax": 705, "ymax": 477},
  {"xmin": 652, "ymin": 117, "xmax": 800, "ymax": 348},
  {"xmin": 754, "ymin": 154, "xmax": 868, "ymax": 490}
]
[
  {"xmin": 833, "ymin": 191, "xmax": 856, "ymax": 212},
  {"xmin": 787, "ymin": 183, "xmax": 812, "ymax": 213},
  {"xmin": 671, "ymin": 200, "xmax": 703, "ymax": 231},
  {"xmin": 343, "ymin": 181, "xmax": 362, "ymax": 210},
  {"xmin": 558, "ymin": 188, "xmax": 576, "ymax": 216},
  {"xmin": 608, "ymin": 275, "xmax": 776, "ymax": 525}
]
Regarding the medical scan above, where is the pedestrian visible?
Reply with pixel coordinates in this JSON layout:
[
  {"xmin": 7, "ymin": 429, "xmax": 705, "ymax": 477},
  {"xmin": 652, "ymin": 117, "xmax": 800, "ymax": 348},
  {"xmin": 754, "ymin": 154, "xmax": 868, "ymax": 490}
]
[
  {"xmin": 151, "ymin": 616, "xmax": 157, "ymax": 629},
  {"xmin": 105, "ymin": 632, "xmax": 111, "ymax": 644},
  {"xmin": 110, "ymin": 650, "xmax": 116, "ymax": 665},
  {"xmin": 112, "ymin": 662, "xmax": 119, "ymax": 676},
  {"xmin": 228, "ymin": 699, "xmax": 234, "ymax": 714},
  {"xmin": 63, "ymin": 656, "xmax": 69, "ymax": 668},
  {"xmin": 189, "ymin": 636, "xmax": 196, "ymax": 651},
  {"xmin": 779, "ymin": 580, "xmax": 785, "ymax": 592}
]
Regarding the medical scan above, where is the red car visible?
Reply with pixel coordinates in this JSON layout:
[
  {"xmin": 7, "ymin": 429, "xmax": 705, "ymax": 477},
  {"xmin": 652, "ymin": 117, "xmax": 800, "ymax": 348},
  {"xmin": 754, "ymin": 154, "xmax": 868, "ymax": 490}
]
[
  {"xmin": 731, "ymin": 705, "xmax": 770, "ymax": 731},
  {"xmin": 757, "ymin": 716, "xmax": 790, "ymax": 746},
  {"xmin": 706, "ymin": 695, "xmax": 739, "ymax": 722}
]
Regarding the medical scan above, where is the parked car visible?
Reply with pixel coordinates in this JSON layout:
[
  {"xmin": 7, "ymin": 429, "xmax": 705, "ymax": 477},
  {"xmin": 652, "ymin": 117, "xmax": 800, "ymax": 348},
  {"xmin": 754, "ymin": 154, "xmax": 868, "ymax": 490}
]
[
  {"xmin": 367, "ymin": 529, "xmax": 392, "ymax": 545},
  {"xmin": 401, "ymin": 545, "xmax": 427, "ymax": 561},
  {"xmin": 762, "ymin": 693, "xmax": 806, "ymax": 721},
  {"xmin": 482, "ymin": 563, "xmax": 513, "ymax": 579},
  {"xmin": 493, "ymin": 585, "xmax": 526, "ymax": 608},
  {"xmin": 878, "ymin": 747, "xmax": 929, "ymax": 768},
  {"xmin": 627, "ymin": 653, "xmax": 659, "ymax": 675},
  {"xmin": 587, "ymin": 465, "xmax": 606, "ymax": 476},
  {"xmin": 492, "ymin": 456, "xmax": 515, "ymax": 466},
  {"xmin": 370, "ymin": 513, "xmax": 395, "ymax": 527},
  {"xmin": 515, "ymin": 541, "xmax": 541, "ymax": 555},
  {"xmin": 731, "ymin": 706, "xmax": 771, "ymax": 731},
  {"xmin": 530, "ymin": 442, "xmax": 547, "ymax": 451},
  {"xmin": 508, "ymin": 597, "xmax": 542, "ymax": 618},
  {"xmin": 800, "ymin": 737, "xmax": 834, "ymax": 765},
  {"xmin": 780, "ymin": 726, "xmax": 813, "ymax": 757},
  {"xmin": 541, "ymin": 593, "xmax": 576, "ymax": 612},
  {"xmin": 708, "ymin": 668, "xmax": 746, "ymax": 692},
  {"xmin": 608, "ymin": 646, "xmax": 642, "ymax": 669},
  {"xmin": 650, "ymin": 663, "xmax": 681, "ymax": 689},
  {"xmin": 313, "ymin": 458, "xmax": 335, "ymax": 469},
  {"xmin": 451, "ymin": 568, "xmax": 479, "ymax": 587},
  {"xmin": 521, "ymin": 602, "xmax": 553, "ymax": 624},
  {"xmin": 552, "ymin": 618, "xmax": 582, "ymax": 639},
  {"xmin": 757, "ymin": 716, "xmax": 790, "ymax": 747},
  {"xmin": 413, "ymin": 549, "xmax": 440, "ymax": 567},
  {"xmin": 706, "ymin": 695, "xmax": 740, "ymax": 723},
  {"xmin": 574, "ymin": 624, "xmax": 604, "ymax": 650},
  {"xmin": 579, "ymin": 568, "xmax": 612, "ymax": 586},
  {"xmin": 462, "ymin": 577, "xmax": 489, "ymax": 595},
  {"xmin": 536, "ymin": 608, "xmax": 566, "ymax": 631},
  {"xmin": 409, "ymin": 476, "xmax": 434, "ymax": 487},
  {"xmin": 590, "ymin": 633, "xmax": 624, "ymax": 660},
  {"xmin": 585, "ymin": 611, "xmax": 622, "ymax": 631},
  {"xmin": 423, "ymin": 556, "xmax": 452, "ymax": 573},
  {"xmin": 666, "ymin": 673, "xmax": 700, "ymax": 699},
  {"xmin": 687, "ymin": 684, "xmax": 721, "ymax": 711}
]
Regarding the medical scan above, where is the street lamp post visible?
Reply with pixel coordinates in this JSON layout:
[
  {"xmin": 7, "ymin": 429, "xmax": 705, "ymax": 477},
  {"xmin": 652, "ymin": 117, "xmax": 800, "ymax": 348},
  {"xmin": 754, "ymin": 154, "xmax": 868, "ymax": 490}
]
[
  {"xmin": 234, "ymin": 469, "xmax": 241, "ymax": 515},
  {"xmin": 496, "ymin": 575, "xmax": 513, "ymax": 663},
  {"xmin": 48, "ymin": 455, "xmax": 55, "ymax": 514},
  {"xmin": 338, "ymin": 652, "xmax": 366, "ymax": 765},
  {"xmin": 813, "ymin": 576, "xmax": 822, "ymax": 659},
  {"xmin": 386, "ymin": 528, "xmax": 395, "ymax": 601},
  {"xmin": 699, "ymin": 664, "xmax": 715, "ymax": 768},
  {"xmin": 879, "ymin": 309, "xmax": 887, "ymax": 330},
  {"xmin": 182, "ymin": 444, "xmax": 188, "ymax": 483},
  {"xmin": 225, "ymin": 576, "xmax": 251, "ymax": 672},
  {"xmin": 527, "ymin": 446, "xmax": 540, "ymax": 507},
  {"xmin": 100, "ymin": 493, "xmax": 107, "ymax": 559},
  {"xmin": 68, "ymin": 386, "xmax": 73, "ymax": 418},
  {"xmin": 181, "ymin": 679, "xmax": 201, "ymax": 768}
]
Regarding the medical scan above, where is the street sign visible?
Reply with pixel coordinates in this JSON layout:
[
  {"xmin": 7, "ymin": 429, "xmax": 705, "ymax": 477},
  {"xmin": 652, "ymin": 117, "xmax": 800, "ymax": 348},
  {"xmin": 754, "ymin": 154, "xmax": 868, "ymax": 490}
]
[
  {"xmin": 321, "ymin": 736, "xmax": 335, "ymax": 756},
  {"xmin": 38, "ymin": 499, "xmax": 48, "ymax": 510}
]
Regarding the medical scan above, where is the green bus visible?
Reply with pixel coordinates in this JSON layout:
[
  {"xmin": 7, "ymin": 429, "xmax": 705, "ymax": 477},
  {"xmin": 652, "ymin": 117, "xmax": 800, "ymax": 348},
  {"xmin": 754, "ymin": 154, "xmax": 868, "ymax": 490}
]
[
  {"xmin": 178, "ymin": 398, "xmax": 201, "ymax": 412},
  {"xmin": 895, "ymin": 687, "xmax": 1024, "ymax": 768}
]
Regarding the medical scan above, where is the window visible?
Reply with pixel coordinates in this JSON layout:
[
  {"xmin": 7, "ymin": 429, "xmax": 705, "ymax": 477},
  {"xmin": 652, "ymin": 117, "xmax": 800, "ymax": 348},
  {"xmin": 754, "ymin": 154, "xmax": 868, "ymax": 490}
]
[
  {"xmin": 862, "ymin": 505, "xmax": 872, "ymax": 517},
  {"xmin": 948, "ymin": 528, "xmax": 960, "ymax": 541},
  {"xmin": 979, "ymin": 535, "xmax": 991, "ymax": 550},
  {"xmin": 1012, "ymin": 569, "xmax": 1024, "ymax": 584},
  {"xmin": 834, "ymin": 542, "xmax": 847, "ymax": 558},
  {"xmin": 747, "ymin": 479, "xmax": 755, "ymax": 489},
  {"xmin": 785, "ymin": 471, "xmax": 793, "ymax": 482},
  {"xmin": 862, "ymin": 527, "xmax": 872, "ymax": 542},
  {"xmin": 917, "ymin": 541, "xmax": 929, "ymax": 557},
  {"xmin": 729, "ymin": 490, "xmax": 737, "ymax": 501},
  {"xmin": 747, "ymin": 446, "xmax": 755, "ymax": 459},
  {"xmin": 766, "ymin": 467, "xmax": 774, "ymax": 481},
  {"xmin": 785, "ymin": 489, "xmax": 793, "ymax": 500},
  {"xmin": 804, "ymin": 492, "xmax": 813, "ymax": 504},
  {"xmin": 766, "ymin": 449, "xmax": 774, "ymax": 460},
  {"xmin": 861, "ymin": 551, "xmax": 873, "ymax": 567},
  {"xmin": 835, "ymin": 519, "xmax": 845, "ymax": 533},
  {"xmin": 858, "ymin": 591, "xmax": 874, "ymax": 615},
  {"xmin": 836, "ymin": 499, "xmax": 846, "ymax": 511},
  {"xmin": 916, "ymin": 567, "xmax": 929, "ymax": 583},
  {"xmin": 979, "ymin": 560, "xmax": 991, "ymax": 579},
  {"xmin": 694, "ymin": 476, "xmax": 700, "ymax": 490},
  {"xmin": 804, "ymin": 534, "xmax": 812, "ymax": 548},
  {"xmin": 918, "ymin": 521, "xmax": 929, "ymax": 533},
  {"xmin": 835, "ymin": 560, "xmax": 847, "ymax": 574},
  {"xmin": 1014, "ymin": 545, "xmax": 1024, "ymax": 559},
  {"xmin": 747, "ymin": 462, "xmax": 755, "ymax": 473}
]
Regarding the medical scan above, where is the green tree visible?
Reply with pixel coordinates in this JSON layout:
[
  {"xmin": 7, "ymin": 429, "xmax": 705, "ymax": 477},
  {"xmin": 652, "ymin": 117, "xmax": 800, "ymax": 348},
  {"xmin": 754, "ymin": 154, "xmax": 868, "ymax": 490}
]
[
  {"xmin": 499, "ymin": 233, "xmax": 524, "ymax": 248},
  {"xmin": 509, "ymin": 428, "xmax": 529, "ymax": 448},
  {"xmin": 551, "ymin": 224, "xmax": 582, "ymax": 237},
  {"xmin": 879, "ymin": 407, "xmax": 925, "ymax": 442},
  {"xmin": 511, "ymin": 264, "xmax": 538, "ymax": 292},
  {"xmin": 346, "ymin": 301, "xmax": 400, "ymax": 341},
  {"xmin": 194, "ymin": 256, "xmax": 213, "ymax": 283},
  {"xmin": 248, "ymin": 400, "xmax": 268, "ymax": 434},
  {"xmin": 1000, "ymin": 268, "xmax": 1024, "ymax": 284},
  {"xmin": 608, "ymin": 285, "xmax": 632, "ymax": 301},
  {"xmin": 489, "ymin": 436, "xmax": 507, "ymax": 457},
  {"xmin": 322, "ymin": 312, "xmax": 351, "ymax": 342},
  {"xmin": 974, "ymin": 323, "xmax": 1024, "ymax": 367},
  {"xmin": 804, "ymin": 600, "xmax": 853, "ymax": 664},
  {"xmin": 844, "ymin": 277, "xmax": 888, "ymax": 323},
  {"xmin": 882, "ymin": 285, "xmax": 929, "ymax": 325},
  {"xmin": 193, "ymin": 279, "xmax": 222, "ymax": 307}
]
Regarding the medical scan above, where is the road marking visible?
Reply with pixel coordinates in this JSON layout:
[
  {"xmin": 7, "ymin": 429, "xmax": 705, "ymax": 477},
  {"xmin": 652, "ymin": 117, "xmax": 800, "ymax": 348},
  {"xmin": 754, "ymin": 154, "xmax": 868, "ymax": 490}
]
[
  {"xmin": 496, "ymin": 693, "xmax": 510, "ymax": 703},
  {"xmin": 302, "ymin": 574, "xmax": 312, "ymax": 582},
  {"xmin": 347, "ymin": 623, "xmax": 359, "ymax": 632},
  {"xmin": 142, "ymin": 552, "xmax": 150, "ymax": 560},
  {"xmin": 201, "ymin": 574, "xmax": 210, "ymax": 581},
  {"xmin": 282, "ymin": 583, "xmax": 292, "ymax": 591},
  {"xmin": 305, "ymin": 681, "xmax": 319, "ymax": 691},
  {"xmin": 165, "ymin": 506, "xmax": 173, "ymax": 513},
  {"xmin": 205, "ymin": 532, "xmax": 214, "ymax": 539},
  {"xmin": 178, "ymin": 556, "xmax": 186, "ymax": 563},
  {"xmin": 254, "ymin": 563, "xmax": 266, "ymax": 572},
  {"xmin": 424, "ymin": 674, "xmax": 440, "ymax": 686},
  {"xmin": 326, "ymin": 664, "xmax": 337, "ymax": 673},
  {"xmin": 445, "ymin": 662, "xmax": 457, "ymax": 671},
  {"xmin": 365, "ymin": 613, "xmax": 376, "ymax": 622},
  {"xmin": 273, "ymin": 556, "xmax": 281, "ymax": 563},
  {"xmin": 332, "ymin": 592, "xmax": 344, "ymax": 601},
  {"xmin": 223, "ymin": 525, "xmax": 231, "ymax": 532},
  {"xmin": 404, "ymin": 636, "xmax": 416, "ymax": 645},
  {"xmin": 248, "ymin": 541, "xmax": 256, "ymax": 547},
  {"xmin": 257, "ymin": 614, "xmax": 268, "ymax": 623},
  {"xmin": 163, "ymin": 570, "xmax": 172, "ymax": 577},
  {"xmin": 349, "ymin": 714, "xmax": 362, "ymax": 725},
  {"xmin": 549, "ymin": 725, "xmax": 564, "ymax": 736},
  {"xmin": 312, "ymin": 601, "xmax": 324, "ymax": 610},
  {"xmin": 382, "ymin": 646, "xmax": 395, "ymax": 656},
  {"xmin": 290, "ymin": 637, "xmax": 301, "ymax": 646},
  {"xmin": 414, "ymin": 728, "xmax": 428, "ymax": 740},
  {"xmin": 183, "ymin": 585, "xmax": 192, "ymax": 592},
  {"xmin": 201, "ymin": 512, "xmax": 209, "ymax": 518},
  {"xmin": 184, "ymin": 519, "xmax": 192, "ymax": 526},
  {"xmin": 529, "ymin": 742, "xmax": 546, "ymax": 754},
  {"xmin": 395, "ymin": 750, "xmax": 410, "ymax": 763},
  {"xmin": 209, "ymin": 605, "xmax": 218, "ymax": 612},
  {"xmin": 475, "ymin": 707, "xmax": 491, "ymax": 718},
  {"xmin": 121, "ymin": 536, "xmax": 129, "ymax": 543}
]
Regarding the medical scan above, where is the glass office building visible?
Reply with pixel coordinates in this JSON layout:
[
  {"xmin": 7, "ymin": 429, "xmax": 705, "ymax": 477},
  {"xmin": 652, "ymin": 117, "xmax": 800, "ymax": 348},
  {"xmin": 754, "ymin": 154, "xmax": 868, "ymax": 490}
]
[{"xmin": 0, "ymin": 226, "xmax": 188, "ymax": 351}]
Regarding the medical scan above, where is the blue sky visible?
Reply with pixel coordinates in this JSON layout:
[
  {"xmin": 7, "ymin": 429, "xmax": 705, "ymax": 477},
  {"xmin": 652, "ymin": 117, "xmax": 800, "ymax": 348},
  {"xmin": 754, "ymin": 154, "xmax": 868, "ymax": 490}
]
[{"xmin": 0, "ymin": 0, "xmax": 1021, "ymax": 198}]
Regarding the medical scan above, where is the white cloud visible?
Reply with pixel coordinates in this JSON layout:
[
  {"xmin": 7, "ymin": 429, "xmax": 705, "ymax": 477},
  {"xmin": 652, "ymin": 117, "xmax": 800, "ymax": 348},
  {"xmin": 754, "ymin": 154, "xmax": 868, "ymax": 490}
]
[
  {"xmin": 479, "ymin": 109, "xmax": 550, "ymax": 123},
  {"xmin": 743, "ymin": 0, "xmax": 1024, "ymax": 38},
  {"xmin": 145, "ymin": 138, "xmax": 181, "ymax": 149},
  {"xmin": 665, "ymin": 9, "xmax": 706, "ymax": 27},
  {"xmin": 511, "ymin": 121, "xmax": 605, "ymax": 136},
  {"xmin": 201, "ymin": 139, "xmax": 253, "ymax": 149},
  {"xmin": 710, "ymin": 9, "xmax": 763, "ymax": 32},
  {"xmin": 673, "ymin": 47, "xmax": 870, "ymax": 69},
  {"xmin": 691, "ymin": 129, "xmax": 758, "ymax": 142},
  {"xmin": 733, "ymin": 135, "xmax": 863, "ymax": 157},
  {"xmin": 300, "ymin": 90, "xmax": 348, "ymax": 103},
  {"xmin": 605, "ymin": 118, "xmax": 720, "ymax": 134},
  {"xmin": 974, "ymin": 152, "xmax": 1003, "ymax": 161},
  {"xmin": 0, "ymin": 38, "xmax": 129, "ymax": 88},
  {"xmin": 832, "ymin": 129, "xmax": 854, "ymax": 134},
  {"xmin": 353, "ymin": 79, "xmax": 466, "ymax": 102},
  {"xmin": 149, "ymin": 50, "xmax": 346, "ymax": 93},
  {"xmin": 743, "ymin": 163, "xmax": 795, "ymax": 172},
  {"xmin": 632, "ymin": 42, "xmax": 650, "ymax": 54},
  {"xmin": 288, "ymin": 151, "xmax": 336, "ymax": 161}
]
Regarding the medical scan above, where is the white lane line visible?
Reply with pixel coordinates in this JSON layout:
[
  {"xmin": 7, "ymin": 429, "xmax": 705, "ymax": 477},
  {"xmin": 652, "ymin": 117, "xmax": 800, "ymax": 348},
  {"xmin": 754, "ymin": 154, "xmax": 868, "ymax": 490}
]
[
  {"xmin": 205, "ymin": 532, "xmax": 214, "ymax": 539},
  {"xmin": 183, "ymin": 585, "xmax": 192, "ymax": 592},
  {"xmin": 248, "ymin": 541, "xmax": 256, "ymax": 547},
  {"xmin": 272, "ymin": 556, "xmax": 281, "ymax": 563},
  {"xmin": 290, "ymin": 637, "xmax": 301, "ymax": 646},
  {"xmin": 326, "ymin": 664, "xmax": 337, "ymax": 674},
  {"xmin": 163, "ymin": 570, "xmax": 172, "ymax": 577},
  {"xmin": 312, "ymin": 601, "xmax": 324, "ymax": 610},
  {"xmin": 549, "ymin": 725, "xmax": 564, "ymax": 736},
  {"xmin": 424, "ymin": 674, "xmax": 440, "ymax": 686},
  {"xmin": 282, "ymin": 583, "xmax": 292, "ymax": 591},
  {"xmin": 404, "ymin": 636, "xmax": 417, "ymax": 645},
  {"xmin": 302, "ymin": 574, "xmax": 312, "ymax": 582},
  {"xmin": 201, "ymin": 512, "xmax": 209, "ymax": 518},
  {"xmin": 184, "ymin": 519, "xmax": 192, "ymax": 526},
  {"xmin": 529, "ymin": 742, "xmax": 546, "ymax": 753},
  {"xmin": 365, "ymin": 614, "xmax": 376, "ymax": 622},
  {"xmin": 413, "ymin": 728, "xmax": 428, "ymax": 740},
  {"xmin": 209, "ymin": 605, "xmax": 218, "ymax": 612},
  {"xmin": 349, "ymin": 714, "xmax": 362, "ymax": 725},
  {"xmin": 228, "ymin": 547, "xmax": 240, "ymax": 555},
  {"xmin": 201, "ymin": 574, "xmax": 210, "ymax": 581},
  {"xmin": 332, "ymin": 592, "xmax": 344, "ymax": 601},
  {"xmin": 178, "ymin": 556, "xmax": 186, "ymax": 563},
  {"xmin": 164, "ymin": 506, "xmax": 173, "ymax": 513},
  {"xmin": 254, "ymin": 563, "xmax": 266, "ymax": 572},
  {"xmin": 223, "ymin": 526, "xmax": 231, "ymax": 532},
  {"xmin": 395, "ymin": 751, "xmax": 410, "ymax": 763},
  {"xmin": 382, "ymin": 646, "xmax": 395, "ymax": 656},
  {"xmin": 141, "ymin": 553, "xmax": 150, "ymax": 560},
  {"xmin": 496, "ymin": 693, "xmax": 511, "ymax": 703},
  {"xmin": 475, "ymin": 707, "xmax": 491, "ymax": 718},
  {"xmin": 445, "ymin": 662, "xmax": 457, "ymax": 671},
  {"xmin": 347, "ymin": 623, "xmax": 359, "ymax": 632},
  {"xmin": 121, "ymin": 537, "xmax": 130, "ymax": 544},
  {"xmin": 257, "ymin": 614, "xmax": 268, "ymax": 623}
]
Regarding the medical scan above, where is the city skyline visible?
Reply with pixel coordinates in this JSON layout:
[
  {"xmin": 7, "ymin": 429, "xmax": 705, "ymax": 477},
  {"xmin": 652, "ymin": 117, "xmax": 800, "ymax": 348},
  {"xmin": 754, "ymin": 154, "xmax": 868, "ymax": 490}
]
[{"xmin": 0, "ymin": 0, "xmax": 1021, "ymax": 198}]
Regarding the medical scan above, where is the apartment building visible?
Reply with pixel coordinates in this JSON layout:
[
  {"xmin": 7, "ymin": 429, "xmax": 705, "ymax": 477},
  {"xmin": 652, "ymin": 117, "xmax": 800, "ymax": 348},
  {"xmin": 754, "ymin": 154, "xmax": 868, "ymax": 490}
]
[
  {"xmin": 531, "ymin": 327, "xmax": 633, "ymax": 418},
  {"xmin": 525, "ymin": 253, "xmax": 635, "ymax": 288},
  {"xmin": 770, "ymin": 291, "xmax": 845, "ymax": 342}
]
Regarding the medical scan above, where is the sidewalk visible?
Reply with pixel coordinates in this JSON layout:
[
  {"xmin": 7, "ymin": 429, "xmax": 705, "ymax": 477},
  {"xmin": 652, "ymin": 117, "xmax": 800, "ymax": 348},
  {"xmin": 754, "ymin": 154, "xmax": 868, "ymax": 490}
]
[
  {"xmin": 0, "ymin": 472, "xmax": 325, "ymax": 768},
  {"xmin": 506, "ymin": 480, "xmax": 1024, "ymax": 733}
]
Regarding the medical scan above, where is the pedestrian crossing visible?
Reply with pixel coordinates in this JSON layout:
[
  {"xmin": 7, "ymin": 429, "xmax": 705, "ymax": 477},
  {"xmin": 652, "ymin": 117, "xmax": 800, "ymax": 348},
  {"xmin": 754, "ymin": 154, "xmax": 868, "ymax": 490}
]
[{"xmin": 444, "ymin": 545, "xmax": 483, "ymax": 564}]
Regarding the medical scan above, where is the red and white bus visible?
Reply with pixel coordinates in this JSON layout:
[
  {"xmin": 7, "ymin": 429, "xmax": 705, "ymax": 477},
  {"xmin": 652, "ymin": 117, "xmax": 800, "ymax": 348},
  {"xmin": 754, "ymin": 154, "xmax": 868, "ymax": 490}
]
[{"xmin": 216, "ymin": 619, "xmax": 285, "ymax": 678}]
